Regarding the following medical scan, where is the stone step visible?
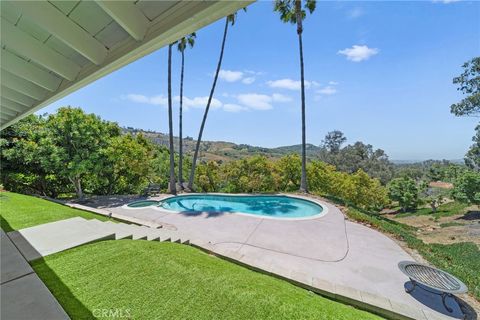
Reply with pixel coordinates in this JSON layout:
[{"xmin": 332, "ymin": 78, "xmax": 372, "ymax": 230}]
[
  {"xmin": 141, "ymin": 227, "xmax": 188, "ymax": 244},
  {"xmin": 8, "ymin": 217, "xmax": 115, "ymax": 261},
  {"xmin": 139, "ymin": 226, "xmax": 174, "ymax": 242},
  {"xmin": 131, "ymin": 226, "xmax": 161, "ymax": 241},
  {"xmin": 125, "ymin": 224, "xmax": 152, "ymax": 240},
  {"xmin": 88, "ymin": 220, "xmax": 133, "ymax": 240}
]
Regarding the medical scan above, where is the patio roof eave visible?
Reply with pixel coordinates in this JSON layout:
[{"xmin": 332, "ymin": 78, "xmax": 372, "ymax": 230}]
[{"xmin": 0, "ymin": 0, "xmax": 254, "ymax": 130}]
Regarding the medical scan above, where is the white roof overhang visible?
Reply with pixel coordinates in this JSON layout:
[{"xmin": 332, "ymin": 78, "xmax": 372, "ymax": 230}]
[{"xmin": 0, "ymin": 0, "xmax": 253, "ymax": 130}]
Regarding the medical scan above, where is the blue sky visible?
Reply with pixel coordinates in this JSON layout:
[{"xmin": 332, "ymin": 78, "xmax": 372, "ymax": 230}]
[{"xmin": 40, "ymin": 1, "xmax": 480, "ymax": 160}]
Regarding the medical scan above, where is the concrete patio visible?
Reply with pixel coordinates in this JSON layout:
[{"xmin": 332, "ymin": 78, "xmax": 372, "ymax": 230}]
[
  {"xmin": 1, "ymin": 229, "xmax": 69, "ymax": 320},
  {"xmin": 78, "ymin": 193, "xmax": 470, "ymax": 320}
]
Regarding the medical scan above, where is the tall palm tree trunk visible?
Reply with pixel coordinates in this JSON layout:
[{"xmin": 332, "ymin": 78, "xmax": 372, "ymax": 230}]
[
  {"xmin": 178, "ymin": 50, "xmax": 185, "ymax": 189},
  {"xmin": 297, "ymin": 0, "xmax": 308, "ymax": 193},
  {"xmin": 188, "ymin": 19, "xmax": 229, "ymax": 190},
  {"xmin": 167, "ymin": 44, "xmax": 176, "ymax": 194}
]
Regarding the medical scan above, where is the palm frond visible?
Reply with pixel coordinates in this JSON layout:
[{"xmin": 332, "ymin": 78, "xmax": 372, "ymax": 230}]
[
  {"xmin": 273, "ymin": 0, "xmax": 315, "ymax": 24},
  {"xmin": 176, "ymin": 33, "xmax": 196, "ymax": 52}
]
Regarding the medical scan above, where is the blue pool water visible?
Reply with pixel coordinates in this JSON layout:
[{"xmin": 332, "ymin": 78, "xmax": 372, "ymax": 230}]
[{"xmin": 159, "ymin": 194, "xmax": 323, "ymax": 218}]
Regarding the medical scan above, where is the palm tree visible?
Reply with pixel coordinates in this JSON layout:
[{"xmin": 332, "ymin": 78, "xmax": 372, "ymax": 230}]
[
  {"xmin": 187, "ymin": 9, "xmax": 245, "ymax": 191},
  {"xmin": 167, "ymin": 43, "xmax": 176, "ymax": 194},
  {"xmin": 177, "ymin": 33, "xmax": 196, "ymax": 190},
  {"xmin": 274, "ymin": 0, "xmax": 316, "ymax": 193}
]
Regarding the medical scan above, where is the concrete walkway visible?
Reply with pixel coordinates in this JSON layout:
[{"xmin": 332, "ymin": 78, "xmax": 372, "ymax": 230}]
[
  {"xmin": 1, "ymin": 229, "xmax": 69, "ymax": 320},
  {"xmin": 82, "ymin": 194, "xmax": 468, "ymax": 320}
]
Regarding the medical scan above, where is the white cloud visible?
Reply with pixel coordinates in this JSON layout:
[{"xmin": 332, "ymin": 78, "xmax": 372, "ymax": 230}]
[
  {"xmin": 237, "ymin": 93, "xmax": 273, "ymax": 110},
  {"xmin": 223, "ymin": 104, "xmax": 247, "ymax": 112},
  {"xmin": 126, "ymin": 94, "xmax": 222, "ymax": 110},
  {"xmin": 218, "ymin": 69, "xmax": 262, "ymax": 84},
  {"xmin": 348, "ymin": 7, "xmax": 364, "ymax": 19},
  {"xmin": 218, "ymin": 69, "xmax": 244, "ymax": 82},
  {"xmin": 272, "ymin": 93, "xmax": 292, "ymax": 102},
  {"xmin": 236, "ymin": 93, "xmax": 292, "ymax": 110},
  {"xmin": 266, "ymin": 78, "xmax": 314, "ymax": 90},
  {"xmin": 317, "ymin": 86, "xmax": 337, "ymax": 95},
  {"xmin": 338, "ymin": 45, "xmax": 379, "ymax": 62},
  {"xmin": 242, "ymin": 77, "xmax": 255, "ymax": 84},
  {"xmin": 329, "ymin": 81, "xmax": 339, "ymax": 85},
  {"xmin": 126, "ymin": 94, "xmax": 167, "ymax": 106},
  {"xmin": 182, "ymin": 96, "xmax": 222, "ymax": 109}
]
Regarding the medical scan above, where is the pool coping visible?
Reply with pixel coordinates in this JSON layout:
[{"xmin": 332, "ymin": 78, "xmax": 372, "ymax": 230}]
[{"xmin": 121, "ymin": 193, "xmax": 330, "ymax": 221}]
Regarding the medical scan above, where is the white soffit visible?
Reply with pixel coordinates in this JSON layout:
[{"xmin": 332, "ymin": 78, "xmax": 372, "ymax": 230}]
[{"xmin": 0, "ymin": 0, "xmax": 253, "ymax": 130}]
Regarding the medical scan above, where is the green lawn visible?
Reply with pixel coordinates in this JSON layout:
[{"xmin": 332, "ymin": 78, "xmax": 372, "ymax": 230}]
[
  {"xmin": 33, "ymin": 240, "xmax": 381, "ymax": 320},
  {"xmin": 393, "ymin": 201, "xmax": 469, "ymax": 219},
  {"xmin": 0, "ymin": 191, "xmax": 109, "ymax": 232}
]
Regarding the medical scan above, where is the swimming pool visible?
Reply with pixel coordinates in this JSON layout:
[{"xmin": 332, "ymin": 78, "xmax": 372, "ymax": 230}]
[
  {"xmin": 158, "ymin": 194, "xmax": 324, "ymax": 219},
  {"xmin": 126, "ymin": 200, "xmax": 159, "ymax": 208}
]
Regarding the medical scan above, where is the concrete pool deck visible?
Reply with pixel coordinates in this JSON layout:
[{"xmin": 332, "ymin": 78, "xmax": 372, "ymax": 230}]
[{"xmin": 69, "ymin": 194, "xmax": 471, "ymax": 319}]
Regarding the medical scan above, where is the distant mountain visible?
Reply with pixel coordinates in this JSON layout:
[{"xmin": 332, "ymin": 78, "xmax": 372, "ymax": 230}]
[
  {"xmin": 123, "ymin": 128, "xmax": 462, "ymax": 164},
  {"xmin": 123, "ymin": 127, "xmax": 320, "ymax": 162}
]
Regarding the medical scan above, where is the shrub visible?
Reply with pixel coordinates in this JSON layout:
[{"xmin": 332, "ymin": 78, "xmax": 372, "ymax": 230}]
[{"xmin": 388, "ymin": 177, "xmax": 420, "ymax": 212}]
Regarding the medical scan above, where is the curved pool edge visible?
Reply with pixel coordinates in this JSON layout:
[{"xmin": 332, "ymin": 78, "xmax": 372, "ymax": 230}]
[
  {"xmin": 152, "ymin": 193, "xmax": 330, "ymax": 221},
  {"xmin": 121, "ymin": 200, "xmax": 160, "ymax": 210}
]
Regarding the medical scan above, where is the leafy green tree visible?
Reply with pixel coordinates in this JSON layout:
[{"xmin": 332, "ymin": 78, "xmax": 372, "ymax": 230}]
[
  {"xmin": 450, "ymin": 57, "xmax": 480, "ymax": 117},
  {"xmin": 274, "ymin": 0, "xmax": 316, "ymax": 193},
  {"xmin": 276, "ymin": 154, "xmax": 301, "ymax": 191},
  {"xmin": 450, "ymin": 57, "xmax": 480, "ymax": 170},
  {"xmin": 388, "ymin": 177, "xmax": 420, "ymax": 212},
  {"xmin": 452, "ymin": 170, "xmax": 480, "ymax": 204},
  {"xmin": 421, "ymin": 185, "xmax": 448, "ymax": 213},
  {"xmin": 347, "ymin": 170, "xmax": 389, "ymax": 210},
  {"xmin": 195, "ymin": 161, "xmax": 220, "ymax": 192},
  {"xmin": 307, "ymin": 160, "xmax": 338, "ymax": 196},
  {"xmin": 94, "ymin": 134, "xmax": 153, "ymax": 194},
  {"xmin": 176, "ymin": 33, "xmax": 196, "ymax": 189},
  {"xmin": 188, "ymin": 8, "xmax": 246, "ymax": 190},
  {"xmin": 1, "ymin": 115, "xmax": 67, "ymax": 197},
  {"xmin": 320, "ymin": 138, "xmax": 394, "ymax": 184},
  {"xmin": 465, "ymin": 124, "xmax": 480, "ymax": 171},
  {"xmin": 222, "ymin": 156, "xmax": 276, "ymax": 193},
  {"xmin": 321, "ymin": 130, "xmax": 346, "ymax": 153},
  {"xmin": 167, "ymin": 43, "xmax": 176, "ymax": 194},
  {"xmin": 426, "ymin": 163, "xmax": 445, "ymax": 182},
  {"xmin": 46, "ymin": 107, "xmax": 120, "ymax": 199}
]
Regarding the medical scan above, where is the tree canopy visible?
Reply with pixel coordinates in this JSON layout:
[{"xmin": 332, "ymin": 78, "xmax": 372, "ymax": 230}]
[
  {"xmin": 388, "ymin": 177, "xmax": 420, "ymax": 212},
  {"xmin": 1, "ymin": 108, "xmax": 159, "ymax": 199},
  {"xmin": 450, "ymin": 57, "xmax": 480, "ymax": 117},
  {"xmin": 318, "ymin": 131, "xmax": 394, "ymax": 184}
]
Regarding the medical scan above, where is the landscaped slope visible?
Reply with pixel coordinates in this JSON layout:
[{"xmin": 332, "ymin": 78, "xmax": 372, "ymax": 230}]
[
  {"xmin": 33, "ymin": 240, "xmax": 381, "ymax": 320},
  {"xmin": 346, "ymin": 205, "xmax": 480, "ymax": 301},
  {"xmin": 0, "ymin": 192, "xmax": 109, "ymax": 232}
]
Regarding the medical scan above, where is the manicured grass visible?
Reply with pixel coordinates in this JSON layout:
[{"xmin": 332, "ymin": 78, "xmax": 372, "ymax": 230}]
[
  {"xmin": 32, "ymin": 240, "xmax": 381, "ymax": 320},
  {"xmin": 345, "ymin": 206, "xmax": 480, "ymax": 300},
  {"xmin": 393, "ymin": 201, "xmax": 469, "ymax": 219},
  {"xmin": 0, "ymin": 192, "xmax": 109, "ymax": 232}
]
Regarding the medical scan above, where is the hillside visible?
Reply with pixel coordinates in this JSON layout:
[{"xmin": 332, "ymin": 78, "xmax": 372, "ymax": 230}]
[{"xmin": 123, "ymin": 127, "xmax": 322, "ymax": 162}]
